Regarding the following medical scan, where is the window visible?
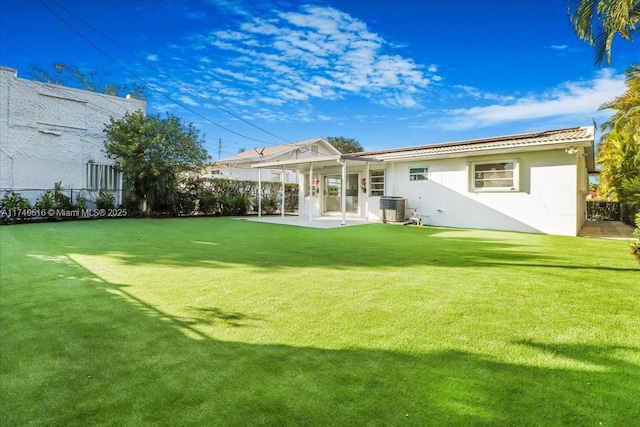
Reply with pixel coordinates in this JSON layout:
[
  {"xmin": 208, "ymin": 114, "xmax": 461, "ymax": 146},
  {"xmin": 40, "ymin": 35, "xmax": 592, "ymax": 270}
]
[
  {"xmin": 326, "ymin": 177, "xmax": 341, "ymax": 196},
  {"xmin": 304, "ymin": 174, "xmax": 319, "ymax": 196},
  {"xmin": 311, "ymin": 145, "xmax": 319, "ymax": 157},
  {"xmin": 271, "ymin": 172, "xmax": 288, "ymax": 182},
  {"xmin": 87, "ymin": 163, "xmax": 121, "ymax": 191},
  {"xmin": 470, "ymin": 160, "xmax": 519, "ymax": 191},
  {"xmin": 409, "ymin": 167, "xmax": 428, "ymax": 181},
  {"xmin": 369, "ymin": 170, "xmax": 385, "ymax": 196}
]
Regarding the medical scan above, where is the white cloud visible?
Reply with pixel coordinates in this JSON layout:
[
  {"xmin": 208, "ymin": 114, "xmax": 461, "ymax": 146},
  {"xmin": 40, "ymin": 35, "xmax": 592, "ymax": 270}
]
[
  {"xmin": 551, "ymin": 44, "xmax": 568, "ymax": 50},
  {"xmin": 180, "ymin": 4, "xmax": 431, "ymax": 108},
  {"xmin": 440, "ymin": 70, "xmax": 625, "ymax": 130},
  {"xmin": 177, "ymin": 95, "xmax": 200, "ymax": 107},
  {"xmin": 147, "ymin": 54, "xmax": 158, "ymax": 61},
  {"xmin": 454, "ymin": 85, "xmax": 516, "ymax": 102}
]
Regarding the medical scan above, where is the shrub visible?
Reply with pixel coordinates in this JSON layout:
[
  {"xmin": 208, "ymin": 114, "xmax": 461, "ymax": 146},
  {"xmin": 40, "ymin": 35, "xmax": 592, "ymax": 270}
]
[
  {"xmin": 172, "ymin": 190, "xmax": 197, "ymax": 216},
  {"xmin": 198, "ymin": 192, "xmax": 219, "ymax": 215},
  {"xmin": 121, "ymin": 197, "xmax": 143, "ymax": 217},
  {"xmin": 230, "ymin": 195, "xmax": 251, "ymax": 215},
  {"xmin": 630, "ymin": 213, "xmax": 640, "ymax": 255},
  {"xmin": 1, "ymin": 191, "xmax": 31, "ymax": 211},
  {"xmin": 1, "ymin": 191, "xmax": 32, "ymax": 223},
  {"xmin": 75, "ymin": 193, "xmax": 88, "ymax": 211},
  {"xmin": 95, "ymin": 191, "xmax": 115, "ymax": 210},
  {"xmin": 35, "ymin": 182, "xmax": 75, "ymax": 213},
  {"xmin": 35, "ymin": 191, "xmax": 55, "ymax": 211},
  {"xmin": 261, "ymin": 194, "xmax": 280, "ymax": 214}
]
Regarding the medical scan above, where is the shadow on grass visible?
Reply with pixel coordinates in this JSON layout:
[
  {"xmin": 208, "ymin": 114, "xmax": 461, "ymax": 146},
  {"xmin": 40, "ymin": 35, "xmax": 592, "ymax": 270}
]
[
  {"xmin": 1, "ymin": 245, "xmax": 639, "ymax": 426},
  {"xmin": 185, "ymin": 306, "xmax": 265, "ymax": 328},
  {"xmin": 9, "ymin": 217, "xmax": 637, "ymax": 273}
]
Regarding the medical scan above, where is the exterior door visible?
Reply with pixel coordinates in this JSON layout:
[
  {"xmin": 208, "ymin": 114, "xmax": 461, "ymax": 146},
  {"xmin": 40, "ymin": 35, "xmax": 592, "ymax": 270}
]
[{"xmin": 323, "ymin": 174, "xmax": 358, "ymax": 213}]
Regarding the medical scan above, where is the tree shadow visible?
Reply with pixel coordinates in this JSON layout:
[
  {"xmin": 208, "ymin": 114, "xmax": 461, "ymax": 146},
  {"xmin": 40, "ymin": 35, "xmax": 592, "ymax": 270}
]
[
  {"xmin": 2, "ymin": 247, "xmax": 639, "ymax": 426},
  {"xmin": 17, "ymin": 217, "xmax": 554, "ymax": 271},
  {"xmin": 185, "ymin": 306, "xmax": 265, "ymax": 328}
]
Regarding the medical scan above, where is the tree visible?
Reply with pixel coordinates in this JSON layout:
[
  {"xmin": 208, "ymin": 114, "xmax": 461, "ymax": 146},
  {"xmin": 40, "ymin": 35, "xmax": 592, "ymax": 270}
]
[
  {"xmin": 596, "ymin": 66, "xmax": 640, "ymax": 200},
  {"xmin": 567, "ymin": 0, "xmax": 640, "ymax": 65},
  {"xmin": 29, "ymin": 63, "xmax": 144, "ymax": 96},
  {"xmin": 327, "ymin": 136, "xmax": 364, "ymax": 154},
  {"xmin": 103, "ymin": 110, "xmax": 209, "ymax": 213}
]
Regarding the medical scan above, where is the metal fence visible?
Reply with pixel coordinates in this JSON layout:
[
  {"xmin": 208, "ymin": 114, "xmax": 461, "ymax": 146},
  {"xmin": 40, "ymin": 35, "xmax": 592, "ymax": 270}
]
[{"xmin": 586, "ymin": 201, "xmax": 620, "ymax": 221}]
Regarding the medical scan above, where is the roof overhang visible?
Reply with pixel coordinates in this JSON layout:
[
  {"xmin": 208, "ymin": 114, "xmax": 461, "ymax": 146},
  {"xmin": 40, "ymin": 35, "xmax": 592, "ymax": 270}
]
[{"xmin": 252, "ymin": 154, "xmax": 382, "ymax": 170}]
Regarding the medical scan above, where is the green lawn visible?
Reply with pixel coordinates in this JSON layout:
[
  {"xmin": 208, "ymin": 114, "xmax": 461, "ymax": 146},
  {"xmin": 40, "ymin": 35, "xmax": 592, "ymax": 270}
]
[{"xmin": 1, "ymin": 217, "xmax": 638, "ymax": 426}]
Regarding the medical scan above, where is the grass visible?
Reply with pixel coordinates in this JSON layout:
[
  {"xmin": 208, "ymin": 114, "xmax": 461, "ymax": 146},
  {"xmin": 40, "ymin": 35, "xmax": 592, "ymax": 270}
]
[{"xmin": 1, "ymin": 217, "xmax": 639, "ymax": 426}]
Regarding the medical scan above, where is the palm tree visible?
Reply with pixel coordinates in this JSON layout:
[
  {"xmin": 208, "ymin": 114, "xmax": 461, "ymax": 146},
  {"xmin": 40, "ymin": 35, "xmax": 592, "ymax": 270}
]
[
  {"xmin": 567, "ymin": 0, "xmax": 640, "ymax": 64},
  {"xmin": 600, "ymin": 64, "xmax": 640, "ymax": 128},
  {"xmin": 596, "ymin": 66, "xmax": 640, "ymax": 200}
]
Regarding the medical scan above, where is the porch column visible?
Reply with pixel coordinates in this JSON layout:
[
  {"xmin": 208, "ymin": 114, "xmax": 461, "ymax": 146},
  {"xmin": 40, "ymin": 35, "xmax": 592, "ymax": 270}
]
[
  {"xmin": 309, "ymin": 162, "xmax": 313, "ymax": 222},
  {"xmin": 365, "ymin": 161, "xmax": 370, "ymax": 221},
  {"xmin": 341, "ymin": 160, "xmax": 346, "ymax": 226},
  {"xmin": 258, "ymin": 168, "xmax": 262, "ymax": 218},
  {"xmin": 296, "ymin": 168, "xmax": 303, "ymax": 218},
  {"xmin": 281, "ymin": 164, "xmax": 285, "ymax": 219}
]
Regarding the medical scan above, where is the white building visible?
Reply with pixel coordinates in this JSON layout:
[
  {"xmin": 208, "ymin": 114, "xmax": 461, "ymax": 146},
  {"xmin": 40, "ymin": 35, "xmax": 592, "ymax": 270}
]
[
  {"xmin": 253, "ymin": 127, "xmax": 595, "ymax": 236},
  {"xmin": 0, "ymin": 66, "xmax": 147, "ymax": 205},
  {"xmin": 208, "ymin": 138, "xmax": 341, "ymax": 184}
]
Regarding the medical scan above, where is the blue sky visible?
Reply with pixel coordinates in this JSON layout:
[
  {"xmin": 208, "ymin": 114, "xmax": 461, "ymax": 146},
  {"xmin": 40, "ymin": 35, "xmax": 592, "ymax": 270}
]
[{"xmin": 1, "ymin": 0, "xmax": 637, "ymax": 158}]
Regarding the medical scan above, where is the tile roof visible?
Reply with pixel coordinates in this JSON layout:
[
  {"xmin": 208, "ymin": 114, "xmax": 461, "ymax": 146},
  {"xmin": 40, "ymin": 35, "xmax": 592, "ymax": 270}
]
[{"xmin": 353, "ymin": 126, "xmax": 595, "ymax": 161}]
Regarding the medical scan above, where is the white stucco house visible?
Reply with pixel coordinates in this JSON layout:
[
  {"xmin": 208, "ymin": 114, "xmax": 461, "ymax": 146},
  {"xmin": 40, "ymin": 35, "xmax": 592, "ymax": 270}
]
[
  {"xmin": 253, "ymin": 126, "xmax": 596, "ymax": 236},
  {"xmin": 0, "ymin": 66, "xmax": 147, "ymax": 205},
  {"xmin": 207, "ymin": 138, "xmax": 341, "ymax": 184}
]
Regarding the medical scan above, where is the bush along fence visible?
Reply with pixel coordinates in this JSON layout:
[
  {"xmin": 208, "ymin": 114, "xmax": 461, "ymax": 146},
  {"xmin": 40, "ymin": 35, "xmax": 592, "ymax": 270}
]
[
  {"xmin": 173, "ymin": 177, "xmax": 298, "ymax": 217},
  {"xmin": 1, "ymin": 178, "xmax": 298, "ymax": 224},
  {"xmin": 586, "ymin": 201, "xmax": 621, "ymax": 221},
  {"xmin": 586, "ymin": 200, "xmax": 639, "ymax": 227}
]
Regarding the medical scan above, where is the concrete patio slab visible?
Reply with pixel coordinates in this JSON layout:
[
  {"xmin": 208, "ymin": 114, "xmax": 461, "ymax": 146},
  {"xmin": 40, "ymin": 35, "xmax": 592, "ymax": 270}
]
[
  {"xmin": 578, "ymin": 220, "xmax": 635, "ymax": 240},
  {"xmin": 237, "ymin": 215, "xmax": 375, "ymax": 229}
]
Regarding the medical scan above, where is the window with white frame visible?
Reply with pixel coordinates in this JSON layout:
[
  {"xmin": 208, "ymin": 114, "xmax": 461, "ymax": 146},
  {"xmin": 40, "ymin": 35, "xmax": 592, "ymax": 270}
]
[
  {"xmin": 369, "ymin": 170, "xmax": 385, "ymax": 196},
  {"xmin": 303, "ymin": 173, "xmax": 319, "ymax": 196},
  {"xmin": 409, "ymin": 167, "xmax": 429, "ymax": 181},
  {"xmin": 87, "ymin": 163, "xmax": 121, "ymax": 191},
  {"xmin": 470, "ymin": 159, "xmax": 519, "ymax": 191},
  {"xmin": 271, "ymin": 171, "xmax": 290, "ymax": 183}
]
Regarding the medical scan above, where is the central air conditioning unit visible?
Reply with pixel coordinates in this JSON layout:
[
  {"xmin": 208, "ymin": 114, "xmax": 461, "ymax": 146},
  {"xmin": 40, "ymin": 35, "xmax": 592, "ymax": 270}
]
[{"xmin": 380, "ymin": 196, "xmax": 407, "ymax": 223}]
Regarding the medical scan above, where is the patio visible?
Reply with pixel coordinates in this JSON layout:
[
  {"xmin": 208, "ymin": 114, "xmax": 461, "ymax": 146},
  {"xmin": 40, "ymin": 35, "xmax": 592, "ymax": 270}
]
[
  {"xmin": 578, "ymin": 220, "xmax": 635, "ymax": 240},
  {"xmin": 238, "ymin": 215, "xmax": 374, "ymax": 229}
]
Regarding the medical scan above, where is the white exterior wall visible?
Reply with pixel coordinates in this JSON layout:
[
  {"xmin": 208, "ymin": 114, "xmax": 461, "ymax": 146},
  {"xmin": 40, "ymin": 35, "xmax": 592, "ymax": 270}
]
[
  {"xmin": 384, "ymin": 149, "xmax": 581, "ymax": 236},
  {"xmin": 0, "ymin": 66, "xmax": 147, "ymax": 202},
  {"xmin": 211, "ymin": 164, "xmax": 298, "ymax": 184}
]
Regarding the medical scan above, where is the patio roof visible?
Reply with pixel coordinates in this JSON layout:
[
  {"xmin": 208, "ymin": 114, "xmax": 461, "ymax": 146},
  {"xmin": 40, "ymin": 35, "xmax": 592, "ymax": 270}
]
[
  {"xmin": 251, "ymin": 154, "xmax": 382, "ymax": 170},
  {"xmin": 217, "ymin": 137, "xmax": 341, "ymax": 165}
]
